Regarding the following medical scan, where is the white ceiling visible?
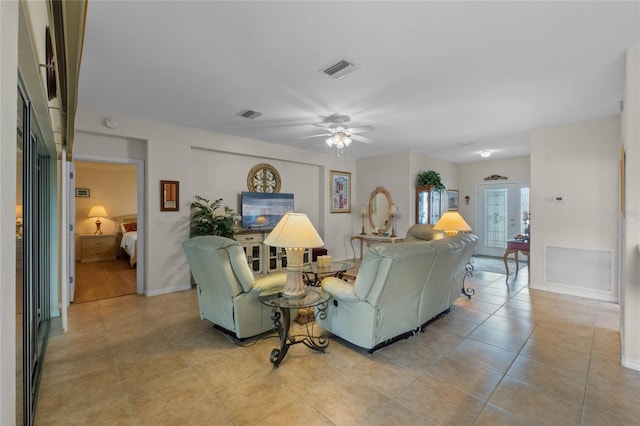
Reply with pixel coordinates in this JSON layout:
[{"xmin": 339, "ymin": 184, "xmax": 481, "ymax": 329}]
[{"xmin": 78, "ymin": 1, "xmax": 640, "ymax": 163}]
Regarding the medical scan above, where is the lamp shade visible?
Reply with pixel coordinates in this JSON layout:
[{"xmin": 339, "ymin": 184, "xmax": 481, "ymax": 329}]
[
  {"xmin": 88, "ymin": 205, "xmax": 108, "ymax": 218},
  {"xmin": 433, "ymin": 211, "xmax": 472, "ymax": 232},
  {"xmin": 264, "ymin": 213, "xmax": 324, "ymax": 248},
  {"xmin": 388, "ymin": 204, "xmax": 398, "ymax": 215}
]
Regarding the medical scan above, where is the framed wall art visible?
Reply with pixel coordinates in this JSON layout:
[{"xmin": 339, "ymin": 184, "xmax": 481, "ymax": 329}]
[
  {"xmin": 330, "ymin": 170, "xmax": 351, "ymax": 213},
  {"xmin": 75, "ymin": 188, "xmax": 90, "ymax": 198},
  {"xmin": 447, "ymin": 190, "xmax": 459, "ymax": 211},
  {"xmin": 160, "ymin": 180, "xmax": 179, "ymax": 212}
]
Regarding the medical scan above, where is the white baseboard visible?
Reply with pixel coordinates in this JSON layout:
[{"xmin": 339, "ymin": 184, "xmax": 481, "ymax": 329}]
[
  {"xmin": 621, "ymin": 356, "xmax": 640, "ymax": 371},
  {"xmin": 145, "ymin": 283, "xmax": 191, "ymax": 297}
]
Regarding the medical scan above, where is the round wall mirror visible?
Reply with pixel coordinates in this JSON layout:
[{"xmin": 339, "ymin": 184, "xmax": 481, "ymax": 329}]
[{"xmin": 368, "ymin": 186, "xmax": 393, "ymax": 233}]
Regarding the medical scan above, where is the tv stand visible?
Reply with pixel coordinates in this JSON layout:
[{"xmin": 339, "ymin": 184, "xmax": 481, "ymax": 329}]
[{"xmin": 235, "ymin": 229, "xmax": 309, "ymax": 276}]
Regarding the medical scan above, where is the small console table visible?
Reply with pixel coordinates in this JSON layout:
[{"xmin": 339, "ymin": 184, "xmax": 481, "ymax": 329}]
[
  {"xmin": 504, "ymin": 239, "xmax": 530, "ymax": 282},
  {"xmin": 259, "ymin": 287, "xmax": 330, "ymax": 367},
  {"xmin": 350, "ymin": 234, "xmax": 404, "ymax": 261}
]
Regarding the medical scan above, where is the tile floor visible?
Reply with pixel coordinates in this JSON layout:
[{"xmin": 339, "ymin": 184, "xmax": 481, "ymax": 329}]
[{"xmin": 36, "ymin": 269, "xmax": 640, "ymax": 425}]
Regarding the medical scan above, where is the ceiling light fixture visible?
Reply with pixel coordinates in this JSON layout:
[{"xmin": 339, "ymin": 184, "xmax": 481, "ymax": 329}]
[
  {"xmin": 325, "ymin": 129, "xmax": 353, "ymax": 156},
  {"xmin": 480, "ymin": 151, "xmax": 492, "ymax": 158}
]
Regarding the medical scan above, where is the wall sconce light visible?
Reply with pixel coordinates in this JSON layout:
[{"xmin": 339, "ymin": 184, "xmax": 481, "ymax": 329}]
[{"xmin": 464, "ymin": 195, "xmax": 470, "ymax": 205}]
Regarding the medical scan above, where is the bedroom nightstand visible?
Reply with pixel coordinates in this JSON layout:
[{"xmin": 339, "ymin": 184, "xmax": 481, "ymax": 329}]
[{"xmin": 80, "ymin": 234, "xmax": 117, "ymax": 263}]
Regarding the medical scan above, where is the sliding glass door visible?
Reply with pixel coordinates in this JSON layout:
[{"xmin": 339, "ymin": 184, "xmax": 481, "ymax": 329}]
[{"xmin": 18, "ymin": 81, "xmax": 51, "ymax": 425}]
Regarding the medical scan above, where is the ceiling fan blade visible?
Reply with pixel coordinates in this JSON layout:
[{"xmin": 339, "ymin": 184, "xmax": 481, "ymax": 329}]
[
  {"xmin": 300, "ymin": 133, "xmax": 331, "ymax": 139},
  {"xmin": 348, "ymin": 125, "xmax": 374, "ymax": 134},
  {"xmin": 352, "ymin": 134, "xmax": 374, "ymax": 144}
]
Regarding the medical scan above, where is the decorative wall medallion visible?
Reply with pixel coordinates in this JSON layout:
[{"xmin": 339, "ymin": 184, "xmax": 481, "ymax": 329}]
[
  {"xmin": 247, "ymin": 163, "xmax": 281, "ymax": 193},
  {"xmin": 484, "ymin": 174, "xmax": 508, "ymax": 181}
]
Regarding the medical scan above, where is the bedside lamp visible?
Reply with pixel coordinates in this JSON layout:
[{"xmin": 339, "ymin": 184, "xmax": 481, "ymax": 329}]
[
  {"xmin": 88, "ymin": 205, "xmax": 108, "ymax": 234},
  {"xmin": 264, "ymin": 213, "xmax": 324, "ymax": 298},
  {"xmin": 433, "ymin": 211, "xmax": 471, "ymax": 236}
]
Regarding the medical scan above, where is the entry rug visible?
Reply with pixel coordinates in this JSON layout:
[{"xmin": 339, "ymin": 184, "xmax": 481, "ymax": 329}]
[{"xmin": 471, "ymin": 255, "xmax": 526, "ymax": 275}]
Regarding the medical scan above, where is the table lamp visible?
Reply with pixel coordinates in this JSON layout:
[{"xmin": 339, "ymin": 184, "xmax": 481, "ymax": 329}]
[
  {"xmin": 433, "ymin": 211, "xmax": 471, "ymax": 236},
  {"xmin": 264, "ymin": 213, "xmax": 324, "ymax": 298},
  {"xmin": 88, "ymin": 205, "xmax": 108, "ymax": 234}
]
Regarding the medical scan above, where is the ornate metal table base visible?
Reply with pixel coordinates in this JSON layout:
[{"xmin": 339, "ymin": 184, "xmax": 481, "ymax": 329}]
[
  {"xmin": 461, "ymin": 262, "xmax": 475, "ymax": 299},
  {"xmin": 269, "ymin": 302, "xmax": 329, "ymax": 367}
]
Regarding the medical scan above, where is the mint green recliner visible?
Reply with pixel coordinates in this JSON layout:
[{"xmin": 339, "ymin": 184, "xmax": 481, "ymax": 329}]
[{"xmin": 182, "ymin": 236, "xmax": 286, "ymax": 339}]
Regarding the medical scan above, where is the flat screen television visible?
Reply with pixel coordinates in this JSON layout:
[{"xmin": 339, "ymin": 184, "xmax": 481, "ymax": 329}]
[{"xmin": 241, "ymin": 191, "xmax": 294, "ymax": 229}]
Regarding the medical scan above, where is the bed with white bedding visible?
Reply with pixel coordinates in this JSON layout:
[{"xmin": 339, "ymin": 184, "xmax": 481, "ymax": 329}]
[{"xmin": 115, "ymin": 215, "xmax": 138, "ymax": 266}]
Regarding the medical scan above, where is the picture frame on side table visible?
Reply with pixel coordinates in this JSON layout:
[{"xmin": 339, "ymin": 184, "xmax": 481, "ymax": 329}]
[
  {"xmin": 448, "ymin": 190, "xmax": 459, "ymax": 211},
  {"xmin": 330, "ymin": 170, "xmax": 351, "ymax": 213},
  {"xmin": 160, "ymin": 180, "xmax": 179, "ymax": 212}
]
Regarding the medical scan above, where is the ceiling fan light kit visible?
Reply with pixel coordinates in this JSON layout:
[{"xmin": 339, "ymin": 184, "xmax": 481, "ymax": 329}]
[{"xmin": 309, "ymin": 114, "xmax": 374, "ymax": 155}]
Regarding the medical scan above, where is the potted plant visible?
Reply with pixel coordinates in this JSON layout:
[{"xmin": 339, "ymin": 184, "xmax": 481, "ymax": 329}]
[
  {"xmin": 417, "ymin": 170, "xmax": 446, "ymax": 190},
  {"xmin": 190, "ymin": 195, "xmax": 235, "ymax": 238}
]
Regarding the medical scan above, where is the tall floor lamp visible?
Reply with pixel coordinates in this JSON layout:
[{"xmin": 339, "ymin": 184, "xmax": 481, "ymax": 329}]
[{"xmin": 264, "ymin": 213, "xmax": 324, "ymax": 298}]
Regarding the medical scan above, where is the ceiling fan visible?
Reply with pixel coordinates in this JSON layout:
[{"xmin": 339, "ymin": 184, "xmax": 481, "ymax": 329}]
[{"xmin": 306, "ymin": 114, "xmax": 374, "ymax": 154}]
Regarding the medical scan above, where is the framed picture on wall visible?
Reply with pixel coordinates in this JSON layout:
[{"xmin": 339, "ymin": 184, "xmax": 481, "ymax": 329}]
[
  {"xmin": 447, "ymin": 190, "xmax": 459, "ymax": 211},
  {"xmin": 160, "ymin": 180, "xmax": 179, "ymax": 211},
  {"xmin": 330, "ymin": 170, "xmax": 351, "ymax": 213},
  {"xmin": 75, "ymin": 188, "xmax": 90, "ymax": 198}
]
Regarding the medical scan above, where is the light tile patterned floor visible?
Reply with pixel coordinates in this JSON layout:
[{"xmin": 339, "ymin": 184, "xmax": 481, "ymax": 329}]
[{"xmin": 36, "ymin": 269, "xmax": 640, "ymax": 425}]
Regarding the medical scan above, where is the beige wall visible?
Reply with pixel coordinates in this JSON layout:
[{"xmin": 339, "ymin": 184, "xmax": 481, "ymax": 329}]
[
  {"xmin": 0, "ymin": 1, "xmax": 19, "ymax": 423},
  {"xmin": 530, "ymin": 115, "xmax": 620, "ymax": 301},
  {"xmin": 621, "ymin": 45, "xmax": 640, "ymax": 370}
]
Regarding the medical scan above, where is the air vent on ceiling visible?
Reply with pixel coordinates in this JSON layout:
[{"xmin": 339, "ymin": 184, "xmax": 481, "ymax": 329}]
[
  {"xmin": 238, "ymin": 110, "xmax": 263, "ymax": 119},
  {"xmin": 322, "ymin": 59, "xmax": 359, "ymax": 80}
]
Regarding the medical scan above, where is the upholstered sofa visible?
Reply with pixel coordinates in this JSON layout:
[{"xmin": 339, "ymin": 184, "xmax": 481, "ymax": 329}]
[
  {"xmin": 404, "ymin": 223, "xmax": 445, "ymax": 241},
  {"xmin": 182, "ymin": 236, "xmax": 287, "ymax": 339},
  {"xmin": 316, "ymin": 233, "xmax": 478, "ymax": 351}
]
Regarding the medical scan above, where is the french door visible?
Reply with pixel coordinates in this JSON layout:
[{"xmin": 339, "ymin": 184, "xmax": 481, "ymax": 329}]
[{"xmin": 476, "ymin": 183, "xmax": 529, "ymax": 257}]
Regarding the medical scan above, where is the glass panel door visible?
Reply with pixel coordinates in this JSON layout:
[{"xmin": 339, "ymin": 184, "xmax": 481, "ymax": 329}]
[{"xmin": 476, "ymin": 183, "xmax": 527, "ymax": 257}]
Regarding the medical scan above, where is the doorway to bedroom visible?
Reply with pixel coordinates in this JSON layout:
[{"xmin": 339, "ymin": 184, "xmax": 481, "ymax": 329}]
[{"xmin": 72, "ymin": 160, "xmax": 138, "ymax": 303}]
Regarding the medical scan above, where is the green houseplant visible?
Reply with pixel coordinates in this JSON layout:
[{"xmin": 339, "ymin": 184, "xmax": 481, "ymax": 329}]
[
  {"xmin": 190, "ymin": 195, "xmax": 235, "ymax": 238},
  {"xmin": 417, "ymin": 170, "xmax": 446, "ymax": 190}
]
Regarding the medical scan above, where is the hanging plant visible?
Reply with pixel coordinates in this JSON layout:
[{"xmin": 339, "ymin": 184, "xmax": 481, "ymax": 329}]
[
  {"xmin": 190, "ymin": 196, "xmax": 235, "ymax": 238},
  {"xmin": 417, "ymin": 170, "xmax": 446, "ymax": 190}
]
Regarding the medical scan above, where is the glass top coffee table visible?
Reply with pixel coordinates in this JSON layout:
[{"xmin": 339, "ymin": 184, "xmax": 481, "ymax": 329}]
[
  {"xmin": 302, "ymin": 260, "xmax": 355, "ymax": 286},
  {"xmin": 259, "ymin": 286, "xmax": 330, "ymax": 367}
]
